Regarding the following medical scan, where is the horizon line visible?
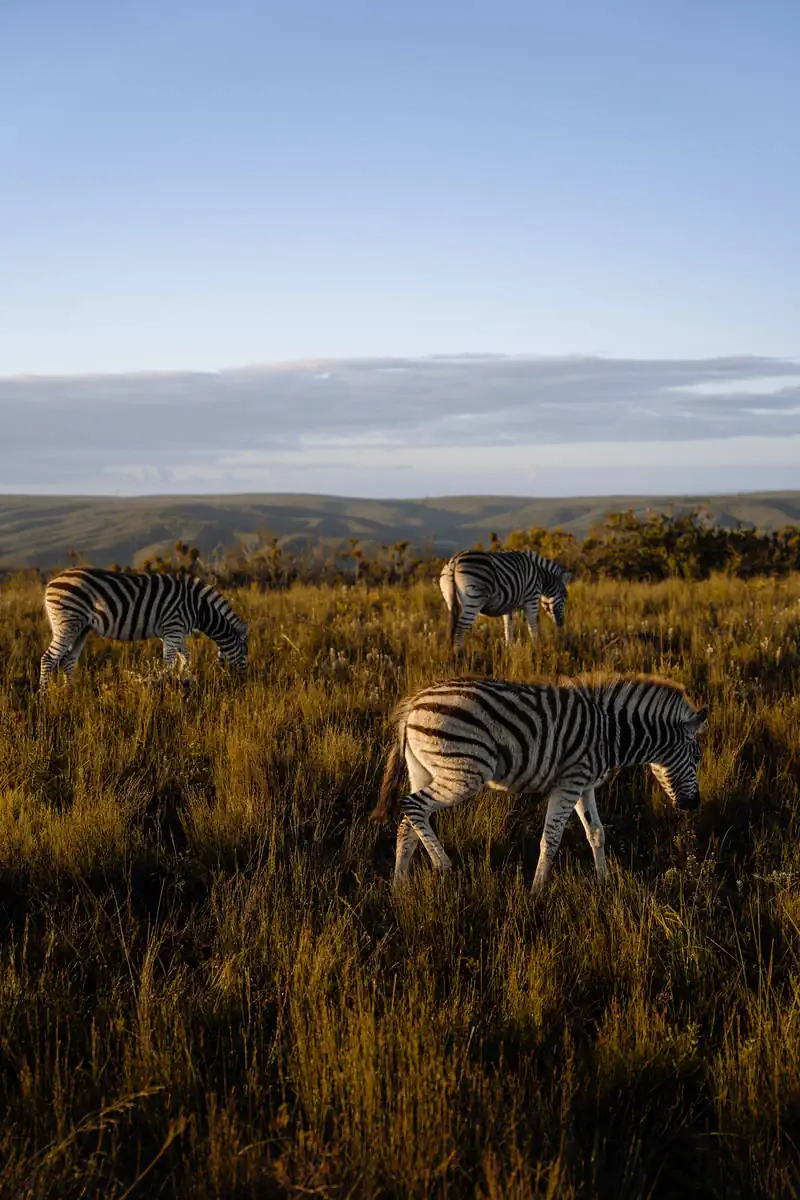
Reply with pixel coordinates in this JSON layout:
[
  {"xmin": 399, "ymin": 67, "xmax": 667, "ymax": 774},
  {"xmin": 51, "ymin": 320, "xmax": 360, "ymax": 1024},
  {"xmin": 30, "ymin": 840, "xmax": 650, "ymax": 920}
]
[
  {"xmin": 5, "ymin": 350, "xmax": 800, "ymax": 384},
  {"xmin": 1, "ymin": 487, "xmax": 798, "ymax": 503}
]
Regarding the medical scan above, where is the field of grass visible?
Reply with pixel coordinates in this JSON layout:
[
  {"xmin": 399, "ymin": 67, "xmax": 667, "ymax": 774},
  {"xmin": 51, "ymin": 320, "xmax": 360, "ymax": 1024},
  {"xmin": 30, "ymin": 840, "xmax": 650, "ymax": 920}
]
[{"xmin": 1, "ymin": 573, "xmax": 800, "ymax": 1197}]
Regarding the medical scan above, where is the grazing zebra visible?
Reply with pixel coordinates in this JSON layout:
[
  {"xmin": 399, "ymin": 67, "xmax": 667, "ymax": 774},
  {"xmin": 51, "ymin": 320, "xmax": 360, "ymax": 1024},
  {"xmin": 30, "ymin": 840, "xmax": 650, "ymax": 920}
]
[
  {"xmin": 439, "ymin": 549, "xmax": 571, "ymax": 648},
  {"xmin": 371, "ymin": 674, "xmax": 707, "ymax": 892},
  {"xmin": 39, "ymin": 567, "xmax": 248, "ymax": 688}
]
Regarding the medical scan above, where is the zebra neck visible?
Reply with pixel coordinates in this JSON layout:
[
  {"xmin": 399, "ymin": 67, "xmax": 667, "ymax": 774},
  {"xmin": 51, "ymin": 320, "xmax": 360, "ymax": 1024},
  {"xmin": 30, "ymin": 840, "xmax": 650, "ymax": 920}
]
[
  {"xmin": 612, "ymin": 740, "xmax": 646, "ymax": 769},
  {"xmin": 602, "ymin": 706, "xmax": 663, "ymax": 771},
  {"xmin": 196, "ymin": 606, "xmax": 235, "ymax": 647},
  {"xmin": 192, "ymin": 595, "xmax": 218, "ymax": 639}
]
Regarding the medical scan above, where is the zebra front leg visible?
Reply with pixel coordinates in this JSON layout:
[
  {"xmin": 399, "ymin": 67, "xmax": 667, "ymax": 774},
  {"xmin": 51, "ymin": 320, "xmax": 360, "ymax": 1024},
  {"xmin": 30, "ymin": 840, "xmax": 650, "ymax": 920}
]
[
  {"xmin": 161, "ymin": 635, "xmax": 191, "ymax": 675},
  {"xmin": 532, "ymin": 787, "xmax": 582, "ymax": 894},
  {"xmin": 574, "ymin": 787, "xmax": 607, "ymax": 883},
  {"xmin": 502, "ymin": 612, "xmax": 514, "ymax": 646},
  {"xmin": 524, "ymin": 600, "xmax": 540, "ymax": 642}
]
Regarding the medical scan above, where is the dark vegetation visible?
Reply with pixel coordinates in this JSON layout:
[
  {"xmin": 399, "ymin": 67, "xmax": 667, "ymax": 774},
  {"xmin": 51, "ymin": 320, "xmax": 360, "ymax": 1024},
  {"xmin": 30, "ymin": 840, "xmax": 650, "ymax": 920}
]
[{"xmin": 1, "ymin": 522, "xmax": 800, "ymax": 1195}]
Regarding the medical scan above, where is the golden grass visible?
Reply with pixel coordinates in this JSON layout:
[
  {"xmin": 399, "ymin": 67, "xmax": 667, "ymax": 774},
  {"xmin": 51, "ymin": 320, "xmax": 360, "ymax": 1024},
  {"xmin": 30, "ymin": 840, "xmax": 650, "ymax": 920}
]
[{"xmin": 0, "ymin": 573, "xmax": 799, "ymax": 1196}]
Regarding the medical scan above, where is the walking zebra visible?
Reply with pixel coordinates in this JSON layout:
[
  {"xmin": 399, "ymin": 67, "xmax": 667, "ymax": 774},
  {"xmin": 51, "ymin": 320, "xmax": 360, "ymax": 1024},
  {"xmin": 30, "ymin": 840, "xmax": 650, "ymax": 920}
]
[
  {"xmin": 39, "ymin": 568, "xmax": 248, "ymax": 688},
  {"xmin": 439, "ymin": 549, "xmax": 571, "ymax": 648},
  {"xmin": 371, "ymin": 674, "xmax": 707, "ymax": 892}
]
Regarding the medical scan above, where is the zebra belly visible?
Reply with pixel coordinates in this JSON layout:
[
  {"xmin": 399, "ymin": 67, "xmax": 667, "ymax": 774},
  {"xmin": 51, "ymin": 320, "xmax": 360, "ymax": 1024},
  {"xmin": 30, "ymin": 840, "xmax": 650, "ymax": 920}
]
[
  {"xmin": 482, "ymin": 599, "xmax": 518, "ymax": 617},
  {"xmin": 481, "ymin": 587, "xmax": 528, "ymax": 617},
  {"xmin": 491, "ymin": 762, "xmax": 559, "ymax": 794},
  {"xmin": 487, "ymin": 768, "xmax": 562, "ymax": 795}
]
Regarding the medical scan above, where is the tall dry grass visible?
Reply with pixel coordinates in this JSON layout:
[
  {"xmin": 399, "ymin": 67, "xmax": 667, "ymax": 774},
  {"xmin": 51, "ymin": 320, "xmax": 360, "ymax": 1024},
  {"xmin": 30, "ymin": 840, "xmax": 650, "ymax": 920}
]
[{"xmin": 0, "ymin": 573, "xmax": 799, "ymax": 1196}]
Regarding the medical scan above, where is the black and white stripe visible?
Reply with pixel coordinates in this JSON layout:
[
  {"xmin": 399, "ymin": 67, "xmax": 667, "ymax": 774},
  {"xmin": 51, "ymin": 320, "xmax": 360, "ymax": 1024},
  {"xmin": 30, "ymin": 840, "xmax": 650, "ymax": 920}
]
[
  {"xmin": 439, "ymin": 550, "xmax": 571, "ymax": 648},
  {"xmin": 39, "ymin": 568, "xmax": 248, "ymax": 687},
  {"xmin": 372, "ymin": 675, "xmax": 707, "ymax": 891}
]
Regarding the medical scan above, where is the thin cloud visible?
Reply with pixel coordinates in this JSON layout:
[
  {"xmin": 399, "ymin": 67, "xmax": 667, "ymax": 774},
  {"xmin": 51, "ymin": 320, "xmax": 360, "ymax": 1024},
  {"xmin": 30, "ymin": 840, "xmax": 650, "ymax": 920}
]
[{"xmin": 2, "ymin": 355, "xmax": 800, "ymax": 495}]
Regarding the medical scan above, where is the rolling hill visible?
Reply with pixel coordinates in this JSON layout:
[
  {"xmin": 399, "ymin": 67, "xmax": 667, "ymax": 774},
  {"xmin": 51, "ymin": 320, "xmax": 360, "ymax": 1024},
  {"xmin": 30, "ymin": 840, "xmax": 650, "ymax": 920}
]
[{"xmin": 2, "ymin": 491, "xmax": 800, "ymax": 570}]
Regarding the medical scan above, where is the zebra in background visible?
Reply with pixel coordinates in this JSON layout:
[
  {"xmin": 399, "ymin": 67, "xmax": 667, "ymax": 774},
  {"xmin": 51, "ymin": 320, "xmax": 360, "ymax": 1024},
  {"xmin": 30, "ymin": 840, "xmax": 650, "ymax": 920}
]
[
  {"xmin": 371, "ymin": 674, "xmax": 707, "ymax": 892},
  {"xmin": 39, "ymin": 567, "xmax": 248, "ymax": 688},
  {"xmin": 439, "ymin": 549, "xmax": 571, "ymax": 649}
]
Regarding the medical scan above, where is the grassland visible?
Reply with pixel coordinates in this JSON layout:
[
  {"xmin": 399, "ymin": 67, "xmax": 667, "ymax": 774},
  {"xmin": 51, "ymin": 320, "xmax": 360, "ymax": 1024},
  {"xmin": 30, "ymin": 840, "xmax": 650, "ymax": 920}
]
[
  {"xmin": 1, "ymin": 572, "xmax": 800, "ymax": 1197},
  {"xmin": 2, "ymin": 489, "xmax": 800, "ymax": 569}
]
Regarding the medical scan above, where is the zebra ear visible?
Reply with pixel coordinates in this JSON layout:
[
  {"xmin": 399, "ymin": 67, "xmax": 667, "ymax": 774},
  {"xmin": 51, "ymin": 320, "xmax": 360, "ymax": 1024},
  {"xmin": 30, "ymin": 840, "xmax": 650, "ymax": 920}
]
[
  {"xmin": 560, "ymin": 571, "xmax": 572, "ymax": 583},
  {"xmin": 686, "ymin": 707, "xmax": 708, "ymax": 733}
]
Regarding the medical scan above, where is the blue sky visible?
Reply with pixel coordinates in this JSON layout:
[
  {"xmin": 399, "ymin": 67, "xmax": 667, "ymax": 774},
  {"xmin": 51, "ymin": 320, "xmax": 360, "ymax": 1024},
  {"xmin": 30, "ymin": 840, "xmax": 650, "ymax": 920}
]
[
  {"xmin": 1, "ymin": 3, "xmax": 799, "ymax": 497},
  {"xmin": 2, "ymin": 0, "xmax": 799, "ymax": 374}
]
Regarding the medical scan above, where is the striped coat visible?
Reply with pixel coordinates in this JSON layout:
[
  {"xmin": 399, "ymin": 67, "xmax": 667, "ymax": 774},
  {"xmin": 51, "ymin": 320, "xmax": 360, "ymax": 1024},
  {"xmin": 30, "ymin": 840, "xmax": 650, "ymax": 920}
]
[
  {"xmin": 39, "ymin": 568, "xmax": 248, "ymax": 687},
  {"xmin": 372, "ymin": 675, "xmax": 707, "ymax": 891},
  {"xmin": 439, "ymin": 549, "xmax": 571, "ymax": 647}
]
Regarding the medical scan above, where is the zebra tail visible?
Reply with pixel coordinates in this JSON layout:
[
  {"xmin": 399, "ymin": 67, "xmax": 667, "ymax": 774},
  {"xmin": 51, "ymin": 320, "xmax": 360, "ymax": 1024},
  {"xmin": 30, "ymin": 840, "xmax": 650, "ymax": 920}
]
[
  {"xmin": 446, "ymin": 568, "xmax": 461, "ymax": 647},
  {"xmin": 370, "ymin": 722, "xmax": 407, "ymax": 823}
]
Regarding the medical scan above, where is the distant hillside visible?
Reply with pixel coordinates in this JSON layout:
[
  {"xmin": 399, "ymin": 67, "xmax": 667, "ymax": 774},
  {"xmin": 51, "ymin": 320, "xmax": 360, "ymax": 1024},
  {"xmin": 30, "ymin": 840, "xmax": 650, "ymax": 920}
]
[{"xmin": 2, "ymin": 491, "xmax": 800, "ymax": 570}]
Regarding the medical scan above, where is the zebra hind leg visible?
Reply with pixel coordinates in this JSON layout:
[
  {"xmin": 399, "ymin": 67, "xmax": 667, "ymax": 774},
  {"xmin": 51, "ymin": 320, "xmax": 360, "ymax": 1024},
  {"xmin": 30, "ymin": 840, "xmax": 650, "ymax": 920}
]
[
  {"xmin": 392, "ymin": 748, "xmax": 433, "ymax": 886},
  {"xmin": 394, "ymin": 765, "xmax": 489, "ymax": 889},
  {"xmin": 396, "ymin": 790, "xmax": 453, "ymax": 886},
  {"xmin": 502, "ymin": 612, "xmax": 514, "ymax": 646},
  {"xmin": 59, "ymin": 628, "xmax": 90, "ymax": 681},
  {"xmin": 394, "ymin": 815, "xmax": 422, "ymax": 884},
  {"xmin": 39, "ymin": 647, "xmax": 61, "ymax": 690},
  {"xmin": 452, "ymin": 601, "xmax": 481, "ymax": 650},
  {"xmin": 532, "ymin": 786, "xmax": 583, "ymax": 894},
  {"xmin": 39, "ymin": 625, "xmax": 86, "ymax": 690}
]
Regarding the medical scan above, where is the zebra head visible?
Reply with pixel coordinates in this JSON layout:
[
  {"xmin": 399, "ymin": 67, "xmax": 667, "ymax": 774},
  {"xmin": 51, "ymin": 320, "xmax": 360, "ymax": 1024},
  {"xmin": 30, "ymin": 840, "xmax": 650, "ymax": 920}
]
[
  {"xmin": 649, "ymin": 706, "xmax": 708, "ymax": 810},
  {"xmin": 540, "ymin": 568, "xmax": 571, "ymax": 628},
  {"xmin": 191, "ymin": 581, "xmax": 249, "ymax": 675}
]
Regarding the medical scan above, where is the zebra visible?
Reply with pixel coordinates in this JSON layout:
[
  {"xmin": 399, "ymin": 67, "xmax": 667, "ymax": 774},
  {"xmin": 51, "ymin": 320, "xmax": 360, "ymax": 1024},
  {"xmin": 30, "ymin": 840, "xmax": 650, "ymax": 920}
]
[
  {"xmin": 39, "ymin": 567, "xmax": 248, "ymax": 688},
  {"xmin": 371, "ymin": 674, "xmax": 707, "ymax": 892},
  {"xmin": 439, "ymin": 549, "xmax": 571, "ymax": 648}
]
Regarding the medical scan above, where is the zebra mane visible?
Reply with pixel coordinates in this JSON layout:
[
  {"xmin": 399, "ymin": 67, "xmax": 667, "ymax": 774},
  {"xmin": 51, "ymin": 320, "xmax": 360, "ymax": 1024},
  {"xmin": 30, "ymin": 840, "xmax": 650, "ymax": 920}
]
[
  {"xmin": 520, "ymin": 549, "xmax": 561, "ymax": 568},
  {"xmin": 524, "ymin": 551, "xmax": 570, "ymax": 580},
  {"xmin": 565, "ymin": 673, "xmax": 699, "ymax": 718},
  {"xmin": 566, "ymin": 671, "xmax": 688, "ymax": 694}
]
